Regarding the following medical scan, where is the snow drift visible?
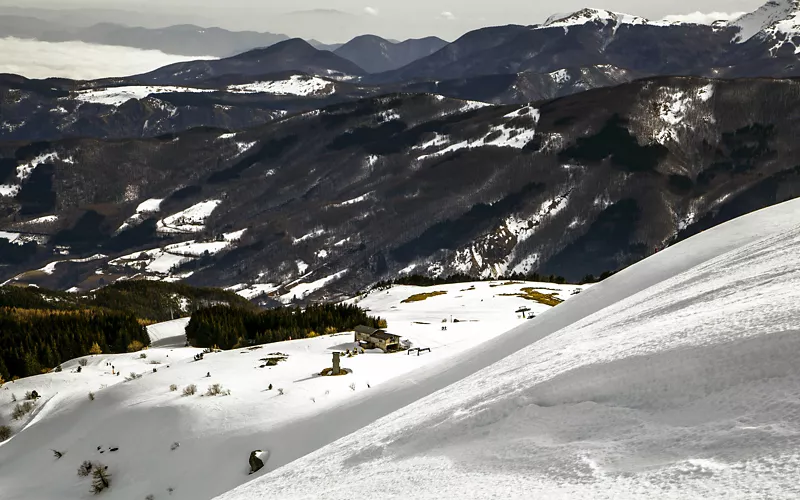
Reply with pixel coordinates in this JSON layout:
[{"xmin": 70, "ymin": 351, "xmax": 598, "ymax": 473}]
[{"xmin": 216, "ymin": 198, "xmax": 800, "ymax": 499}]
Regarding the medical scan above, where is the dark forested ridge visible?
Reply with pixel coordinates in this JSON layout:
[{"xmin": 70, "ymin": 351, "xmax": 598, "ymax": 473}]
[
  {"xmin": 186, "ymin": 303, "xmax": 385, "ymax": 350},
  {"xmin": 0, "ymin": 281, "xmax": 254, "ymax": 322},
  {"xmin": 0, "ymin": 308, "xmax": 148, "ymax": 380}
]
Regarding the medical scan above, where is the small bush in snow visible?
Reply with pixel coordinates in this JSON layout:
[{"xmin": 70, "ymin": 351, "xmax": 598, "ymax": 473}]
[
  {"xmin": 170, "ymin": 442, "xmax": 180, "ymax": 451},
  {"xmin": 146, "ymin": 495, "xmax": 155, "ymax": 500},
  {"xmin": 12, "ymin": 401, "xmax": 34, "ymax": 420},
  {"xmin": 140, "ymin": 353, "xmax": 147, "ymax": 359},
  {"xmin": 149, "ymin": 360, "xmax": 161, "ymax": 365},
  {"xmin": 125, "ymin": 372, "xmax": 142, "ymax": 382},
  {"xmin": 0, "ymin": 425, "xmax": 11, "ymax": 441},
  {"xmin": 55, "ymin": 365, "xmax": 62, "ymax": 372},
  {"xmin": 349, "ymin": 383, "xmax": 356, "ymax": 391},
  {"xmin": 88, "ymin": 392, "xmax": 95, "ymax": 401},
  {"xmin": 78, "ymin": 460, "xmax": 94, "ymax": 477},
  {"xmin": 25, "ymin": 390, "xmax": 39, "ymax": 400},
  {"xmin": 79, "ymin": 359, "xmax": 89, "ymax": 367},
  {"xmin": 167, "ymin": 487, "xmax": 174, "ymax": 495},
  {"xmin": 182, "ymin": 384, "xmax": 197, "ymax": 396},
  {"xmin": 91, "ymin": 464, "xmax": 111, "ymax": 494},
  {"xmin": 11, "ymin": 393, "xmax": 16, "ymax": 402},
  {"xmin": 169, "ymin": 384, "xmax": 178, "ymax": 392},
  {"xmin": 127, "ymin": 340, "xmax": 145, "ymax": 352},
  {"xmin": 205, "ymin": 384, "xmax": 224, "ymax": 396},
  {"xmin": 52, "ymin": 449, "xmax": 65, "ymax": 459},
  {"xmin": 277, "ymin": 388, "xmax": 284, "ymax": 396}
]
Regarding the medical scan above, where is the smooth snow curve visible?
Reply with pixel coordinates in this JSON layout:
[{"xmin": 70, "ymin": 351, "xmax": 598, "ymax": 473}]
[{"xmin": 217, "ymin": 198, "xmax": 800, "ymax": 500}]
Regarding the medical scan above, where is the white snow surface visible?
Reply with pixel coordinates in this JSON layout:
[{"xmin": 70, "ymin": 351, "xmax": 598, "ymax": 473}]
[
  {"xmin": 216, "ymin": 197, "xmax": 800, "ymax": 499},
  {"xmin": 729, "ymin": 0, "xmax": 800, "ymax": 45},
  {"xmin": 542, "ymin": 8, "xmax": 650, "ymax": 30},
  {"xmin": 25, "ymin": 215, "xmax": 59, "ymax": 224},
  {"xmin": 226, "ymin": 75, "xmax": 334, "ymax": 96},
  {"xmin": 0, "ymin": 279, "xmax": 580, "ymax": 500},
  {"xmin": 157, "ymin": 199, "xmax": 222, "ymax": 234},
  {"xmin": 419, "ymin": 106, "xmax": 540, "ymax": 160},
  {"xmin": 74, "ymin": 85, "xmax": 215, "ymax": 106}
]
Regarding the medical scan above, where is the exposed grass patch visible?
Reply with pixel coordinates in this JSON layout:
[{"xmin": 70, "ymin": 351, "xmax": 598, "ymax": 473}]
[
  {"xmin": 401, "ymin": 291, "xmax": 447, "ymax": 303},
  {"xmin": 500, "ymin": 288, "xmax": 563, "ymax": 307}
]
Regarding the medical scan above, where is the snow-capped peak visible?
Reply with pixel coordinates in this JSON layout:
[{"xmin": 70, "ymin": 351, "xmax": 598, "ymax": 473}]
[
  {"xmin": 541, "ymin": 8, "xmax": 649, "ymax": 29},
  {"xmin": 729, "ymin": 0, "xmax": 800, "ymax": 44}
]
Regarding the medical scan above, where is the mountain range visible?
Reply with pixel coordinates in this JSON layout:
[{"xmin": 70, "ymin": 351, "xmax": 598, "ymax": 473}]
[
  {"xmin": 3, "ymin": 0, "xmax": 800, "ymax": 301},
  {"xmin": 2, "ymin": 75, "xmax": 799, "ymax": 303}
]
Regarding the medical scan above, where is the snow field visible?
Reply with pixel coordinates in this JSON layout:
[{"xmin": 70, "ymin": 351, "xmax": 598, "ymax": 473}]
[
  {"xmin": 216, "ymin": 199, "xmax": 800, "ymax": 500},
  {"xmin": 0, "ymin": 279, "xmax": 581, "ymax": 500}
]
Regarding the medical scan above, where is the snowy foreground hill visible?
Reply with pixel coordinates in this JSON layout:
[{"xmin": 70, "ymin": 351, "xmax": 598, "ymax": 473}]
[
  {"xmin": 0, "ymin": 281, "xmax": 581, "ymax": 499},
  {"xmin": 216, "ymin": 199, "xmax": 800, "ymax": 499}
]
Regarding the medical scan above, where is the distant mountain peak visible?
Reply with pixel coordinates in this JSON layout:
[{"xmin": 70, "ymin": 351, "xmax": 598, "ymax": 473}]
[
  {"xmin": 541, "ymin": 8, "xmax": 649, "ymax": 29},
  {"xmin": 729, "ymin": 0, "xmax": 800, "ymax": 44}
]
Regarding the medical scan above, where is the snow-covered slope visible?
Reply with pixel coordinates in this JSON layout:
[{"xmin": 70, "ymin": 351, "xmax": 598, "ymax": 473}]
[
  {"xmin": 729, "ymin": 0, "xmax": 800, "ymax": 50},
  {"xmin": 542, "ymin": 8, "xmax": 650, "ymax": 30},
  {"xmin": 0, "ymin": 280, "xmax": 582, "ymax": 500},
  {"xmin": 216, "ymin": 197, "xmax": 800, "ymax": 499}
]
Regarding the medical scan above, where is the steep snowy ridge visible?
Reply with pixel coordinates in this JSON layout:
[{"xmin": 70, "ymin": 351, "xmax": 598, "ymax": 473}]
[
  {"xmin": 216, "ymin": 198, "xmax": 800, "ymax": 500},
  {"xmin": 730, "ymin": 0, "xmax": 800, "ymax": 49}
]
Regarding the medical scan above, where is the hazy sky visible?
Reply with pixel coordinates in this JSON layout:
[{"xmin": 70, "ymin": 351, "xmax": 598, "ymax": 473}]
[{"xmin": 0, "ymin": 0, "xmax": 767, "ymax": 41}]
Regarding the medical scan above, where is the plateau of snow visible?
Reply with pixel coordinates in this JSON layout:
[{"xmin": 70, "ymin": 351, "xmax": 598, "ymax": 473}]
[
  {"xmin": 226, "ymin": 75, "xmax": 334, "ymax": 96},
  {"xmin": 217, "ymin": 197, "xmax": 800, "ymax": 499}
]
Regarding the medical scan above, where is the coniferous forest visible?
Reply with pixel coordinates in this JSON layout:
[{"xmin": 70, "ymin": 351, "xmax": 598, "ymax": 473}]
[
  {"xmin": 0, "ymin": 281, "xmax": 255, "ymax": 380},
  {"xmin": 186, "ymin": 303, "xmax": 385, "ymax": 350},
  {"xmin": 0, "ymin": 308, "xmax": 148, "ymax": 380}
]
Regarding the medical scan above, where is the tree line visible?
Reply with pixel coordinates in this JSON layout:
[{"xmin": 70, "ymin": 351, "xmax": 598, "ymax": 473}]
[
  {"xmin": 186, "ymin": 303, "xmax": 385, "ymax": 350},
  {"xmin": 0, "ymin": 308, "xmax": 149, "ymax": 380},
  {"xmin": 0, "ymin": 281, "xmax": 254, "ymax": 323},
  {"xmin": 373, "ymin": 270, "xmax": 617, "ymax": 289}
]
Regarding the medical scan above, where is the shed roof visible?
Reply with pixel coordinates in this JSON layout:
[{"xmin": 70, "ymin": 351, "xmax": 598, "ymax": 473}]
[
  {"xmin": 355, "ymin": 325, "xmax": 378, "ymax": 335},
  {"xmin": 373, "ymin": 331, "xmax": 400, "ymax": 341}
]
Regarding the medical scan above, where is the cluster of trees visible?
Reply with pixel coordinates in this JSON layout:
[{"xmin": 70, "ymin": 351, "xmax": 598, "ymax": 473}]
[
  {"xmin": 0, "ymin": 281, "xmax": 254, "ymax": 322},
  {"xmin": 186, "ymin": 303, "xmax": 385, "ymax": 350},
  {"xmin": 0, "ymin": 308, "xmax": 149, "ymax": 380}
]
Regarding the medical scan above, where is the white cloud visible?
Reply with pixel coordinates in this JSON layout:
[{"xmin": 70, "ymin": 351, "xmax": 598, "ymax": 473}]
[
  {"xmin": 440, "ymin": 11, "xmax": 456, "ymax": 21},
  {"xmin": 662, "ymin": 11, "xmax": 747, "ymax": 25},
  {"xmin": 0, "ymin": 37, "xmax": 215, "ymax": 80},
  {"xmin": 364, "ymin": 6, "xmax": 379, "ymax": 16}
]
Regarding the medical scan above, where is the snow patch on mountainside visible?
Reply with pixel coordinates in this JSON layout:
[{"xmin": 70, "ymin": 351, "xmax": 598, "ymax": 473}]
[
  {"xmin": 292, "ymin": 228, "xmax": 325, "ymax": 244},
  {"xmin": 16, "ymin": 152, "xmax": 62, "ymax": 181},
  {"xmin": 648, "ymin": 84, "xmax": 716, "ymax": 144},
  {"xmin": 226, "ymin": 75, "xmax": 335, "ymax": 96},
  {"xmin": 73, "ymin": 85, "xmax": 215, "ymax": 106},
  {"xmin": 156, "ymin": 199, "xmax": 222, "ymax": 234},
  {"xmin": 450, "ymin": 191, "xmax": 570, "ymax": 277},
  {"xmin": 418, "ymin": 106, "xmax": 540, "ymax": 160},
  {"xmin": 729, "ymin": 0, "xmax": 799, "ymax": 44}
]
